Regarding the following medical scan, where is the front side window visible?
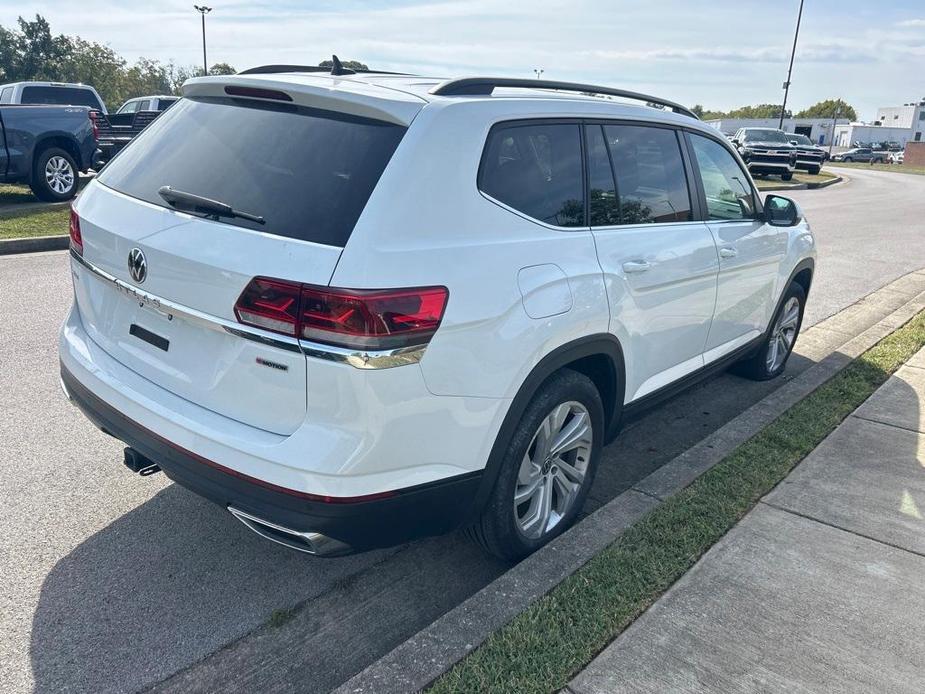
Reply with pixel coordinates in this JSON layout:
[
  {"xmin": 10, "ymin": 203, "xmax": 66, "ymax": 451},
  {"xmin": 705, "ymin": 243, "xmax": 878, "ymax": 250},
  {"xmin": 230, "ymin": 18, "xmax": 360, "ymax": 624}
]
[
  {"xmin": 0, "ymin": 87, "xmax": 12, "ymax": 104},
  {"xmin": 480, "ymin": 122, "xmax": 584, "ymax": 227},
  {"xmin": 603, "ymin": 124, "xmax": 692, "ymax": 225},
  {"xmin": 118, "ymin": 100, "xmax": 140, "ymax": 114},
  {"xmin": 689, "ymin": 134, "xmax": 756, "ymax": 221}
]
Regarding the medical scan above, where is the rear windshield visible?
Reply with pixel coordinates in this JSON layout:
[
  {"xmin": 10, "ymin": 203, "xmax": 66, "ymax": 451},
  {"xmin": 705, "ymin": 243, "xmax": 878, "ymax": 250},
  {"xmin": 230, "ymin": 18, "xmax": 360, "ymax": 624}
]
[
  {"xmin": 21, "ymin": 86, "xmax": 102, "ymax": 110},
  {"xmin": 97, "ymin": 96, "xmax": 406, "ymax": 247}
]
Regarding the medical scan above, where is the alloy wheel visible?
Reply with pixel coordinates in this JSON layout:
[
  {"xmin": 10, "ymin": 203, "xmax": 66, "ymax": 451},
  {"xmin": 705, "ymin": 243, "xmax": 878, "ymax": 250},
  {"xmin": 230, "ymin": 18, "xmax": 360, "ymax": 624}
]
[
  {"xmin": 514, "ymin": 401, "xmax": 593, "ymax": 539},
  {"xmin": 766, "ymin": 296, "xmax": 801, "ymax": 372},
  {"xmin": 45, "ymin": 156, "xmax": 75, "ymax": 195}
]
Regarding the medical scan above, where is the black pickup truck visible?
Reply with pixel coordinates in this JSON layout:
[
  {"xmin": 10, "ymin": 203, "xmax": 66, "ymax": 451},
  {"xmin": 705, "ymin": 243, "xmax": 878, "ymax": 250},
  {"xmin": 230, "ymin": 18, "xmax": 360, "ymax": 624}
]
[
  {"xmin": 95, "ymin": 109, "xmax": 165, "ymax": 164},
  {"xmin": 0, "ymin": 105, "xmax": 99, "ymax": 201}
]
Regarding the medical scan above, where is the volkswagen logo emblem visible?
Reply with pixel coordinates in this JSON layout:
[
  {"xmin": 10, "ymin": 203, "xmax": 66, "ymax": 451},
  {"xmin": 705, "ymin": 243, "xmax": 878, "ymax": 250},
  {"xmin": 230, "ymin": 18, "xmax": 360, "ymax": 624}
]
[{"xmin": 128, "ymin": 248, "xmax": 147, "ymax": 284}]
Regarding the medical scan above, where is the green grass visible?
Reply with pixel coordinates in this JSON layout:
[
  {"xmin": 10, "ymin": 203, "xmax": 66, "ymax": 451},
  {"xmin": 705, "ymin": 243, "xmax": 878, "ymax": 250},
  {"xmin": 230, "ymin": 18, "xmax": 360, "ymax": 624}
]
[
  {"xmin": 0, "ymin": 182, "xmax": 39, "ymax": 205},
  {"xmin": 827, "ymin": 161, "xmax": 925, "ymax": 176},
  {"xmin": 0, "ymin": 207, "xmax": 70, "ymax": 240},
  {"xmin": 430, "ymin": 309, "xmax": 925, "ymax": 694},
  {"xmin": 754, "ymin": 170, "xmax": 837, "ymax": 190}
]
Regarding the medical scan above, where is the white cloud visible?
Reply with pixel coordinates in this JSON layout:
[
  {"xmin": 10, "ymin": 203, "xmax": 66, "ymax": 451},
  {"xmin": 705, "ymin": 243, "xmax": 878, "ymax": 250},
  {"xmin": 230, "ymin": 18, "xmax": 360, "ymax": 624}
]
[{"xmin": 0, "ymin": 0, "xmax": 921, "ymax": 118}]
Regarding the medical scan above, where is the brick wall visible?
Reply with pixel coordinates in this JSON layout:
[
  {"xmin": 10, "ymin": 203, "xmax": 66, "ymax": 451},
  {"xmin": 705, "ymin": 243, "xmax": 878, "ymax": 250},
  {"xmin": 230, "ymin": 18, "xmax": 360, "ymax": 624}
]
[{"xmin": 904, "ymin": 142, "xmax": 925, "ymax": 167}]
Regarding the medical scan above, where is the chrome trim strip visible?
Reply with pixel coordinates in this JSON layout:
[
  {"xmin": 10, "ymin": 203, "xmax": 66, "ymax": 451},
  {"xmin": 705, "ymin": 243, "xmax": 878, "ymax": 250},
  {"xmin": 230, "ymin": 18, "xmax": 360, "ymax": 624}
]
[
  {"xmin": 71, "ymin": 249, "xmax": 430, "ymax": 368},
  {"xmin": 299, "ymin": 339, "xmax": 428, "ymax": 369},
  {"xmin": 227, "ymin": 506, "xmax": 352, "ymax": 557},
  {"xmin": 69, "ymin": 249, "xmax": 303, "ymax": 353}
]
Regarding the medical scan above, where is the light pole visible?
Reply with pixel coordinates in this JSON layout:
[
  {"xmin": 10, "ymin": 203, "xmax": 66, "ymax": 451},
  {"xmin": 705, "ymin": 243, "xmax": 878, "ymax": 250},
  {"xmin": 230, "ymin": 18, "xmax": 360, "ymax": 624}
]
[
  {"xmin": 534, "ymin": 69, "xmax": 544, "ymax": 79},
  {"xmin": 828, "ymin": 105, "xmax": 840, "ymax": 158},
  {"xmin": 779, "ymin": 0, "xmax": 804, "ymax": 129},
  {"xmin": 194, "ymin": 5, "xmax": 212, "ymax": 75}
]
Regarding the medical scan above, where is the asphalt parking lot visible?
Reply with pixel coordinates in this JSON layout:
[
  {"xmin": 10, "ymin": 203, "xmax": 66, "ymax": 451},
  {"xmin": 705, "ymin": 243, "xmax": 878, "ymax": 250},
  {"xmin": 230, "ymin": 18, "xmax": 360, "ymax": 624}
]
[{"xmin": 2, "ymin": 167, "xmax": 924, "ymax": 693}]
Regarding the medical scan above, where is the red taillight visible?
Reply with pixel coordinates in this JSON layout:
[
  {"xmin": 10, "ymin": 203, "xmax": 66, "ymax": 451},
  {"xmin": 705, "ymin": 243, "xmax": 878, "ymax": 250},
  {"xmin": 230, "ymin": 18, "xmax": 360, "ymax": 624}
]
[
  {"xmin": 233, "ymin": 277, "xmax": 301, "ymax": 336},
  {"xmin": 234, "ymin": 278, "xmax": 449, "ymax": 351},
  {"xmin": 88, "ymin": 111, "xmax": 99, "ymax": 140},
  {"xmin": 69, "ymin": 208, "xmax": 83, "ymax": 255}
]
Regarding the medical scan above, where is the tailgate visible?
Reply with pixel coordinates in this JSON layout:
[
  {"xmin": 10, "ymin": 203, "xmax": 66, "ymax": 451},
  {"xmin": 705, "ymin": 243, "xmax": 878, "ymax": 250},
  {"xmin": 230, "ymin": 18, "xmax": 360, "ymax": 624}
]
[{"xmin": 72, "ymin": 183, "xmax": 341, "ymax": 435}]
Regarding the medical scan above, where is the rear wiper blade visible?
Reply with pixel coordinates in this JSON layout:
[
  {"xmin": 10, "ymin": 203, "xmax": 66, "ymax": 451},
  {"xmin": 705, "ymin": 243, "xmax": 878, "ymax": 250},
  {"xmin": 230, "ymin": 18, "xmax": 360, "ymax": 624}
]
[{"xmin": 157, "ymin": 186, "xmax": 265, "ymax": 225}]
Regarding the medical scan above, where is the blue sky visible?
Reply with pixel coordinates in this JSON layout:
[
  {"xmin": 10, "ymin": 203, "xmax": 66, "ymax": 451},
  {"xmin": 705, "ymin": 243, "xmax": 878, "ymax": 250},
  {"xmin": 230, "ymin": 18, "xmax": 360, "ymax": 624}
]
[{"xmin": 2, "ymin": 0, "xmax": 923, "ymax": 118}]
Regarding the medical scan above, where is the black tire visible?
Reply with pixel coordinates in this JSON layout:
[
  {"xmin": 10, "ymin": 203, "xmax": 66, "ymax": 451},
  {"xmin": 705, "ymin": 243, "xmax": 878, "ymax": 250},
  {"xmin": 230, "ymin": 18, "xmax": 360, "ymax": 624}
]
[
  {"xmin": 468, "ymin": 369, "xmax": 604, "ymax": 561},
  {"xmin": 781, "ymin": 172, "xmax": 793, "ymax": 181},
  {"xmin": 30, "ymin": 147, "xmax": 78, "ymax": 202},
  {"xmin": 808, "ymin": 166, "xmax": 820, "ymax": 175},
  {"xmin": 843, "ymin": 157, "xmax": 853, "ymax": 163},
  {"xmin": 732, "ymin": 282, "xmax": 806, "ymax": 381}
]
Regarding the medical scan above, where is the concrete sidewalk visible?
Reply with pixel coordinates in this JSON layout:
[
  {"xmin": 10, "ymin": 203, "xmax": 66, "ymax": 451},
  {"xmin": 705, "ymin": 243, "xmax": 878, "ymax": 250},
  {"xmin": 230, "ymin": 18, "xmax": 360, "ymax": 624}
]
[{"xmin": 568, "ymin": 346, "xmax": 925, "ymax": 694}]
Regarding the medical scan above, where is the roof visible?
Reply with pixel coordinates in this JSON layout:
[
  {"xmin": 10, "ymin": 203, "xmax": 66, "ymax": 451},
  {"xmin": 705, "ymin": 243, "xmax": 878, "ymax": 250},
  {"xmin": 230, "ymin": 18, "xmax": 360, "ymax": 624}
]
[{"xmin": 182, "ymin": 70, "xmax": 702, "ymax": 129}]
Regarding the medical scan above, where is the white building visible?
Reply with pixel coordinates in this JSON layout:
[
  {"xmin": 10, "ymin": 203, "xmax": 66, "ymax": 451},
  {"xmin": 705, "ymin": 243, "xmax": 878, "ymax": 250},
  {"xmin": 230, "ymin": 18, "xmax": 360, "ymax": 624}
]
[
  {"xmin": 705, "ymin": 117, "xmax": 848, "ymax": 145},
  {"xmin": 832, "ymin": 123, "xmax": 917, "ymax": 148},
  {"xmin": 875, "ymin": 99, "xmax": 925, "ymax": 131}
]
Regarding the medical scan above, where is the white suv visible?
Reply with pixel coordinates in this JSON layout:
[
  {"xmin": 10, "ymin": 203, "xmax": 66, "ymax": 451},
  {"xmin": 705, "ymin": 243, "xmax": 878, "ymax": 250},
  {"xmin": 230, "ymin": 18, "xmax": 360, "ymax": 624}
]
[{"xmin": 59, "ymin": 66, "xmax": 816, "ymax": 560}]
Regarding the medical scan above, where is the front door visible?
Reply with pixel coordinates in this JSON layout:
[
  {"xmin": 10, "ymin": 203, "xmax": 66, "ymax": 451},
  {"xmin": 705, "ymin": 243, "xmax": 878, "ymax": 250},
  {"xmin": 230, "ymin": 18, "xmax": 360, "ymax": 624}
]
[
  {"xmin": 687, "ymin": 133, "xmax": 788, "ymax": 363},
  {"xmin": 587, "ymin": 123, "xmax": 719, "ymax": 403}
]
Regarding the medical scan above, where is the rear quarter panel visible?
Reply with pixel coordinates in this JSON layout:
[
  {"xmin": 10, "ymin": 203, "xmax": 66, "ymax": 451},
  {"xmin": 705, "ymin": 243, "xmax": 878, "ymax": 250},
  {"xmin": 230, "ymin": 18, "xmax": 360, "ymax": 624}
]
[{"xmin": 331, "ymin": 100, "xmax": 611, "ymax": 400}]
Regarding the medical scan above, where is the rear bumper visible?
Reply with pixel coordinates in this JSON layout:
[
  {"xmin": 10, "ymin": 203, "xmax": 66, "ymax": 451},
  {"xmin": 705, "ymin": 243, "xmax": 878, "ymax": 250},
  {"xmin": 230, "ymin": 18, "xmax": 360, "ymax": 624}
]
[{"xmin": 61, "ymin": 363, "xmax": 481, "ymax": 552}]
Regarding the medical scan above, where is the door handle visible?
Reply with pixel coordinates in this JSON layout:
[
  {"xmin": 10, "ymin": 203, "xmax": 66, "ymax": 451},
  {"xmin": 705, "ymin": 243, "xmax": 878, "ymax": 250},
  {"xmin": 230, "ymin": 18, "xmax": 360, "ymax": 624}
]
[
  {"xmin": 719, "ymin": 246, "xmax": 738, "ymax": 259},
  {"xmin": 622, "ymin": 260, "xmax": 651, "ymax": 274}
]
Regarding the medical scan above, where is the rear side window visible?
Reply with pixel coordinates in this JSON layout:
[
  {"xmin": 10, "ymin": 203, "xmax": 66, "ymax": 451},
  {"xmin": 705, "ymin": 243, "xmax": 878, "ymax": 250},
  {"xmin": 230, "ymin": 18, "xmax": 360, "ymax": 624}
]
[
  {"xmin": 21, "ymin": 86, "xmax": 102, "ymax": 110},
  {"xmin": 480, "ymin": 123, "xmax": 584, "ymax": 228},
  {"xmin": 0, "ymin": 87, "xmax": 12, "ymax": 104},
  {"xmin": 97, "ymin": 97, "xmax": 406, "ymax": 247},
  {"xmin": 603, "ymin": 124, "xmax": 692, "ymax": 224}
]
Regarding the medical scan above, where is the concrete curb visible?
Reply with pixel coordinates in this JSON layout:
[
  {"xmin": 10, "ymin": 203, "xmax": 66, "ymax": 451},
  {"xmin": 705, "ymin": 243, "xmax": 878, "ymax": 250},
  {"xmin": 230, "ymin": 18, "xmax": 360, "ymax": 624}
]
[
  {"xmin": 757, "ymin": 174, "xmax": 844, "ymax": 192},
  {"xmin": 336, "ymin": 269, "xmax": 925, "ymax": 694},
  {"xmin": 0, "ymin": 235, "xmax": 69, "ymax": 256}
]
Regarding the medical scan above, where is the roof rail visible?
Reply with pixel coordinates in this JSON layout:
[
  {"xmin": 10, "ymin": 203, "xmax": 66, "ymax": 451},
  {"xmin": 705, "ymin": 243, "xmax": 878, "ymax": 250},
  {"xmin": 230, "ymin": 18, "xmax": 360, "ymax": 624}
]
[
  {"xmin": 237, "ymin": 64, "xmax": 412, "ymax": 77},
  {"xmin": 429, "ymin": 78, "xmax": 699, "ymax": 119}
]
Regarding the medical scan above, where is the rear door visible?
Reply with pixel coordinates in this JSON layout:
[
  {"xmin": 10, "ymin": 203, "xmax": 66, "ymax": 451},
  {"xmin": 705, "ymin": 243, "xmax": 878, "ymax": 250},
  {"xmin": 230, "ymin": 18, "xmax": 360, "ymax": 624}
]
[
  {"xmin": 73, "ymin": 94, "xmax": 408, "ymax": 434},
  {"xmin": 686, "ymin": 132, "xmax": 787, "ymax": 361},
  {"xmin": 588, "ymin": 122, "xmax": 719, "ymax": 403}
]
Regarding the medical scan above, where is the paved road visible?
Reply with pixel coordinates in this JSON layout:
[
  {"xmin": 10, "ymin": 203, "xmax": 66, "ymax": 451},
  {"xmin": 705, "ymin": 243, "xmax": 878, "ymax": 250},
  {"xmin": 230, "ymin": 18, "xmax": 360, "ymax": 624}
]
[{"xmin": 1, "ymin": 168, "xmax": 923, "ymax": 693}]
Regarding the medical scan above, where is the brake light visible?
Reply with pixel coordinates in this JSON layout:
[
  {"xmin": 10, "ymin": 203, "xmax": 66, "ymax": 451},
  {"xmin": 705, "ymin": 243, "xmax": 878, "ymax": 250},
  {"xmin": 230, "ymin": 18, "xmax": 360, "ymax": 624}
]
[
  {"xmin": 233, "ymin": 277, "xmax": 301, "ymax": 335},
  {"xmin": 69, "ymin": 208, "xmax": 83, "ymax": 255},
  {"xmin": 234, "ymin": 278, "xmax": 449, "ymax": 351},
  {"xmin": 88, "ymin": 111, "xmax": 99, "ymax": 140}
]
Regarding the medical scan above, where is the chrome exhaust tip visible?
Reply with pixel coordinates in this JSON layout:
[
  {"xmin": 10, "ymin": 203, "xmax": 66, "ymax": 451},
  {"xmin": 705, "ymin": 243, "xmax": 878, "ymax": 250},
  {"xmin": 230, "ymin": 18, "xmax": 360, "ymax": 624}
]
[{"xmin": 227, "ymin": 506, "xmax": 352, "ymax": 557}]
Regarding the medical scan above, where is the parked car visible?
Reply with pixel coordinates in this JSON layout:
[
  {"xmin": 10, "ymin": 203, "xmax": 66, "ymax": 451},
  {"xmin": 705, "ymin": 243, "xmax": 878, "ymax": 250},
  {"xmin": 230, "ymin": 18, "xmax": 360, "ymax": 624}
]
[
  {"xmin": 831, "ymin": 147, "xmax": 886, "ymax": 163},
  {"xmin": 730, "ymin": 127, "xmax": 798, "ymax": 180},
  {"xmin": 59, "ymin": 69, "xmax": 815, "ymax": 560},
  {"xmin": 0, "ymin": 81, "xmax": 106, "ymax": 113},
  {"xmin": 889, "ymin": 151, "xmax": 905, "ymax": 164},
  {"xmin": 115, "ymin": 95, "xmax": 178, "ymax": 115},
  {"xmin": 788, "ymin": 133, "xmax": 825, "ymax": 175},
  {"xmin": 0, "ymin": 104, "xmax": 99, "ymax": 200}
]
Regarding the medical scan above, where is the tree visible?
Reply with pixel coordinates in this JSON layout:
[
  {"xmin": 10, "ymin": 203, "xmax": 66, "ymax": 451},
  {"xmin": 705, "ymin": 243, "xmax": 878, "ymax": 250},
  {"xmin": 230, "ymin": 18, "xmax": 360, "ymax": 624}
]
[
  {"xmin": 208, "ymin": 62, "xmax": 236, "ymax": 76},
  {"xmin": 726, "ymin": 104, "xmax": 790, "ymax": 119},
  {"xmin": 0, "ymin": 14, "xmax": 235, "ymax": 108},
  {"xmin": 690, "ymin": 104, "xmax": 705, "ymax": 118},
  {"xmin": 795, "ymin": 99, "xmax": 857, "ymax": 121},
  {"xmin": 318, "ymin": 58, "xmax": 369, "ymax": 71}
]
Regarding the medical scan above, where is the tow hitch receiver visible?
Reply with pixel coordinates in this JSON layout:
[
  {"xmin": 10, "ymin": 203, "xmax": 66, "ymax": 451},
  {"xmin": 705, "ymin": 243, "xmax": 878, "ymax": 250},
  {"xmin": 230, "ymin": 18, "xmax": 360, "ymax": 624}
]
[{"xmin": 123, "ymin": 447, "xmax": 161, "ymax": 476}]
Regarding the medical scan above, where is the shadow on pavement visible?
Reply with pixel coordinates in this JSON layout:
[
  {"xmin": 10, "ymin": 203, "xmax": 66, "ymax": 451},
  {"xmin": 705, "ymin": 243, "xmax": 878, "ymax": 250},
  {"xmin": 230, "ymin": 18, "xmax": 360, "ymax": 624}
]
[{"xmin": 27, "ymin": 349, "xmax": 822, "ymax": 693}]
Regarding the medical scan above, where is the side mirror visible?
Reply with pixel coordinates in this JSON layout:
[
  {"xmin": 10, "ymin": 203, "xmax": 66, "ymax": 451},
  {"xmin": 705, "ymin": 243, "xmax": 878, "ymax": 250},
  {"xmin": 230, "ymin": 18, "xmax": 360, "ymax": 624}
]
[{"xmin": 763, "ymin": 194, "xmax": 800, "ymax": 227}]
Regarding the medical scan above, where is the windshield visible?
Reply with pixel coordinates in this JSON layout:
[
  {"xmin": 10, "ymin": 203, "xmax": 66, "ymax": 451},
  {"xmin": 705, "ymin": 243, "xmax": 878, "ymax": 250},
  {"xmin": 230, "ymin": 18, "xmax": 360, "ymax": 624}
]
[
  {"xmin": 743, "ymin": 129, "xmax": 790, "ymax": 143},
  {"xmin": 791, "ymin": 134, "xmax": 812, "ymax": 145},
  {"xmin": 97, "ymin": 96, "xmax": 406, "ymax": 247}
]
